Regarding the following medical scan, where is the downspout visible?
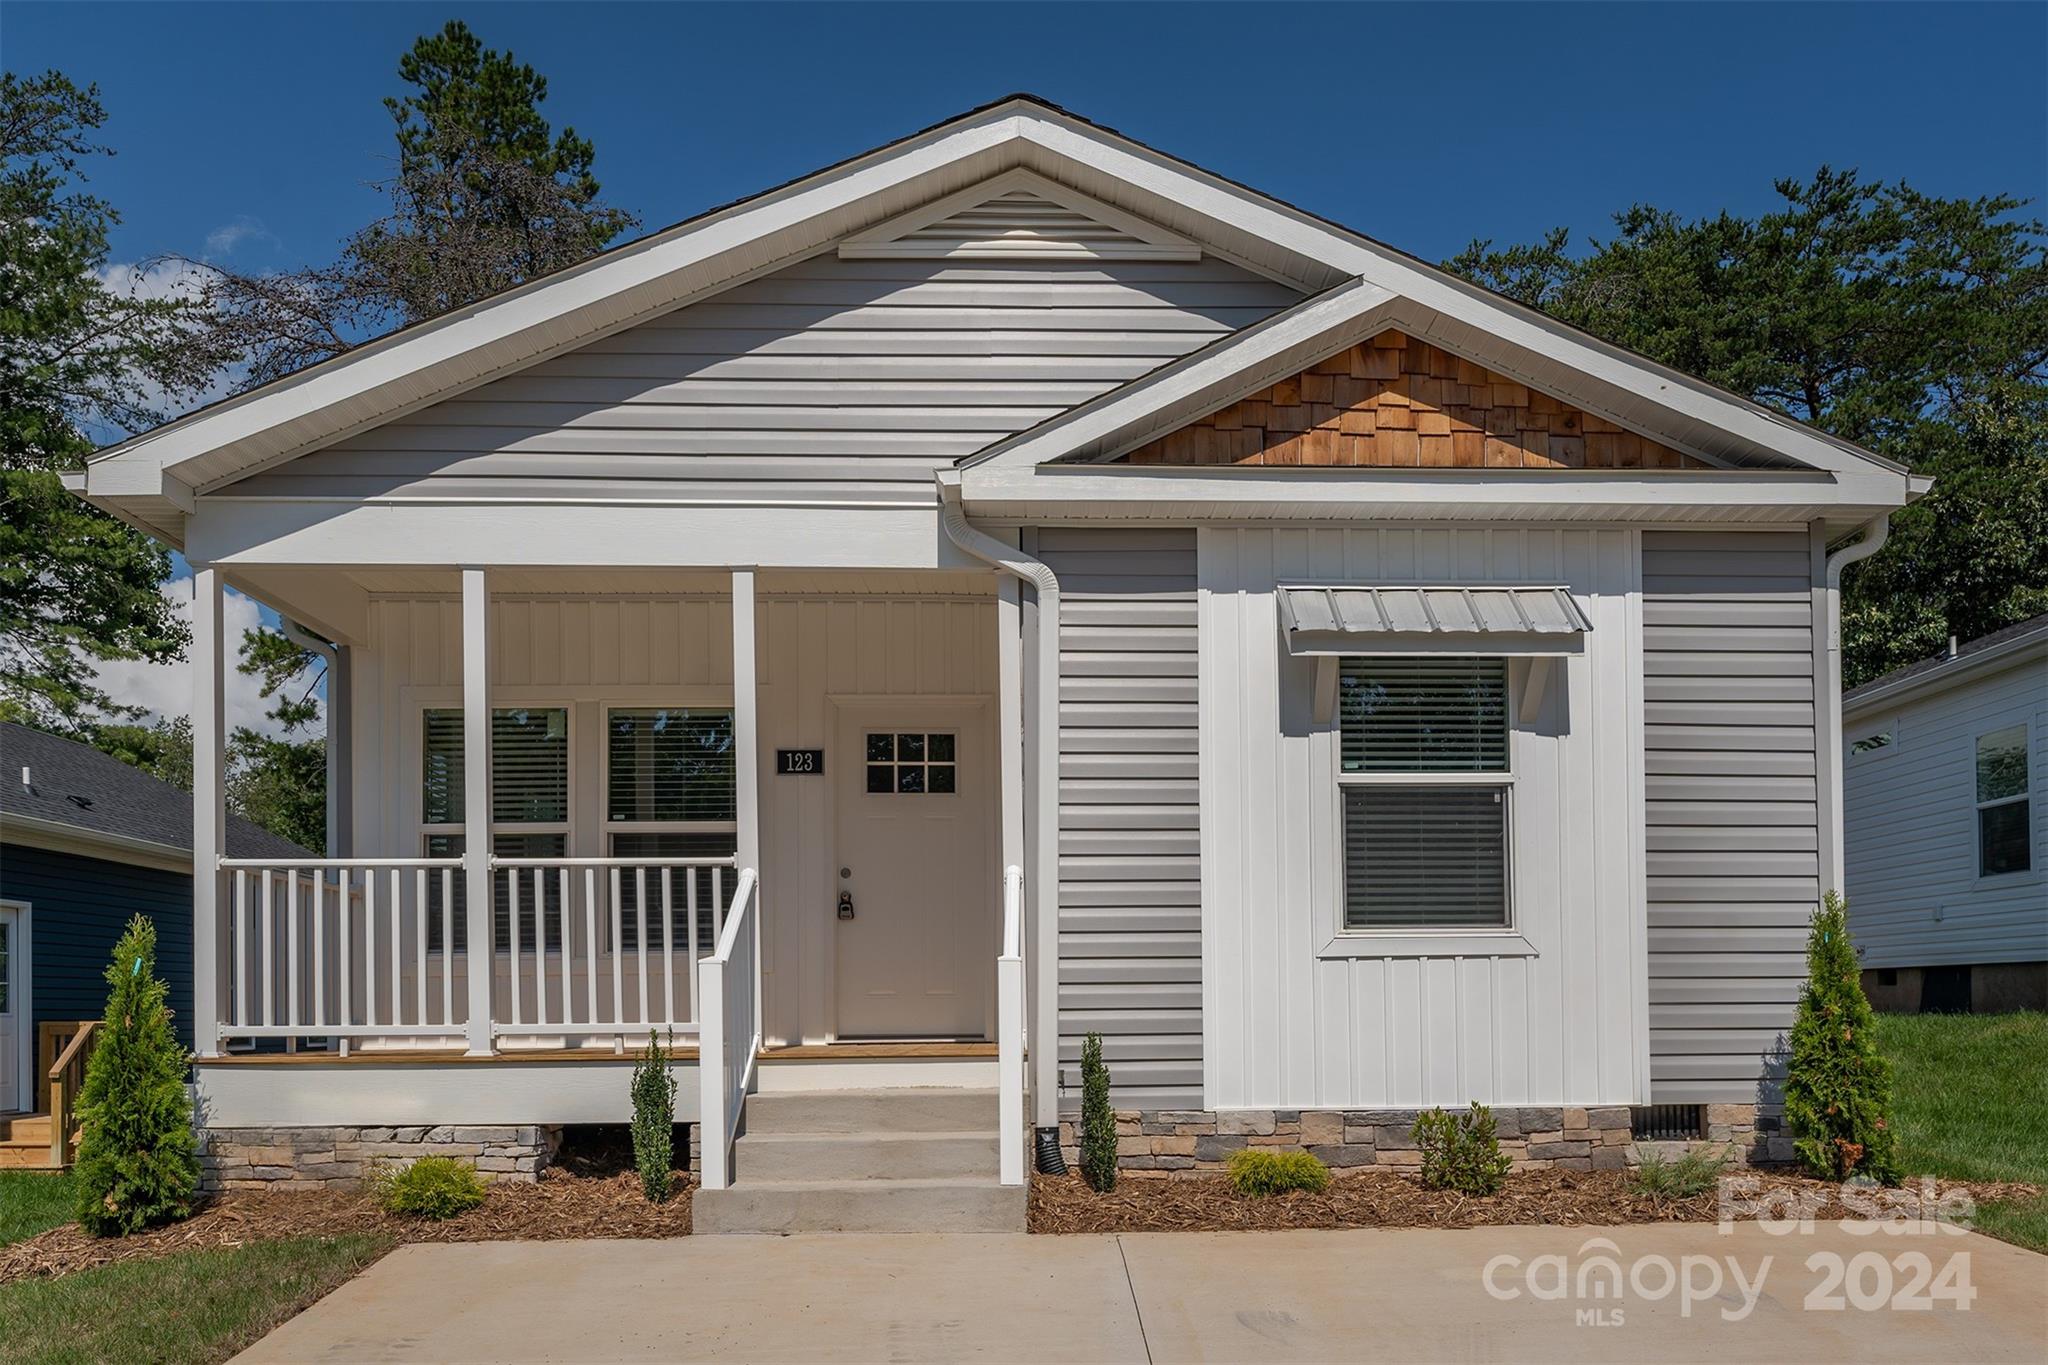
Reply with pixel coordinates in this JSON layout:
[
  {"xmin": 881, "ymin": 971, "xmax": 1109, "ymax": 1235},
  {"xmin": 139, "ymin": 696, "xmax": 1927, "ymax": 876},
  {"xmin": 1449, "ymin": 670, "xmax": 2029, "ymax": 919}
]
[
  {"xmin": 1820, "ymin": 514, "xmax": 1891, "ymax": 895},
  {"xmin": 938, "ymin": 481, "xmax": 1063, "ymax": 1160},
  {"xmin": 281, "ymin": 623, "xmax": 349, "ymax": 858}
]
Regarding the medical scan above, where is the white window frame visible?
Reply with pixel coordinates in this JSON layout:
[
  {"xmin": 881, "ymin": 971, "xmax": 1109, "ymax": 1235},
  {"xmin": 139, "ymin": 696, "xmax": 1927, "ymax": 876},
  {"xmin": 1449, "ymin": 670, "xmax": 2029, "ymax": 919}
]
[
  {"xmin": 1974, "ymin": 720, "xmax": 2033, "ymax": 881},
  {"xmin": 599, "ymin": 702, "xmax": 741, "ymax": 953},
  {"xmin": 1322, "ymin": 655, "xmax": 1535, "ymax": 958},
  {"xmin": 417, "ymin": 701, "xmax": 576, "ymax": 955}
]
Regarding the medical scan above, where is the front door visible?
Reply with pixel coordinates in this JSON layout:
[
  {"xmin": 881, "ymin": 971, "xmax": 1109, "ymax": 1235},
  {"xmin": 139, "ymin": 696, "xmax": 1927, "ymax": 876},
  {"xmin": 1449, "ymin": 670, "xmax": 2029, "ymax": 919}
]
[
  {"xmin": 0, "ymin": 906, "xmax": 19, "ymax": 1112},
  {"xmin": 833, "ymin": 703, "xmax": 994, "ymax": 1038}
]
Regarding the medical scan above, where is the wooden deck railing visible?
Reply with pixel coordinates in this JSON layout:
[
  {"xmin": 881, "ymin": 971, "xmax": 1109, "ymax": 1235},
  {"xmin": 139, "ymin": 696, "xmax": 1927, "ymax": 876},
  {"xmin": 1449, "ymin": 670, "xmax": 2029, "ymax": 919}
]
[{"xmin": 42, "ymin": 1020, "xmax": 100, "ymax": 1168}]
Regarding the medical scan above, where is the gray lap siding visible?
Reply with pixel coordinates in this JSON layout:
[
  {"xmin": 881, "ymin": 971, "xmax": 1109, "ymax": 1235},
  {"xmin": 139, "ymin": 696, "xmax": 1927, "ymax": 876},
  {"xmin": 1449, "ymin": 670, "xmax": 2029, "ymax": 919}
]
[
  {"xmin": 1641, "ymin": 528, "xmax": 1821, "ymax": 1104},
  {"xmin": 1039, "ymin": 528, "xmax": 1203, "ymax": 1113}
]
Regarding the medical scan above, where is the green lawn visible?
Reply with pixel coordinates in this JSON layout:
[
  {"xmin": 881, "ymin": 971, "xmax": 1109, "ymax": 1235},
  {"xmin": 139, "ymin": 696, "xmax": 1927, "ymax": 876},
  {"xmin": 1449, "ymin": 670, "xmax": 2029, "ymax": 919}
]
[
  {"xmin": 0, "ymin": 1233, "xmax": 392, "ymax": 1365},
  {"xmin": 1875, "ymin": 1010, "xmax": 2048, "ymax": 1252},
  {"xmin": 0, "ymin": 1172, "xmax": 76, "ymax": 1247}
]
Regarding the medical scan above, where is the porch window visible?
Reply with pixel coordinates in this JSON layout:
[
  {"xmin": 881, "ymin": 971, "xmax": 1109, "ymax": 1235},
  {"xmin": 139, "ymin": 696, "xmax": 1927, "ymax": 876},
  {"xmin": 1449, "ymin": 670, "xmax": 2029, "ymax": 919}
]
[
  {"xmin": 605, "ymin": 708, "xmax": 738, "ymax": 951},
  {"xmin": 421, "ymin": 707, "xmax": 570, "ymax": 951},
  {"xmin": 1337, "ymin": 658, "xmax": 1511, "ymax": 929},
  {"xmin": 1976, "ymin": 724, "xmax": 2032, "ymax": 877}
]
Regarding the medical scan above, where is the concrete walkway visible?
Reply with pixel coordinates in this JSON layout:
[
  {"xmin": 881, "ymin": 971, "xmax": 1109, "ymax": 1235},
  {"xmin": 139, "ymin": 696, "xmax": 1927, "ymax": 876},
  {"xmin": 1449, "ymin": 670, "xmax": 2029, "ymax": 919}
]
[{"xmin": 240, "ymin": 1222, "xmax": 2047, "ymax": 1363}]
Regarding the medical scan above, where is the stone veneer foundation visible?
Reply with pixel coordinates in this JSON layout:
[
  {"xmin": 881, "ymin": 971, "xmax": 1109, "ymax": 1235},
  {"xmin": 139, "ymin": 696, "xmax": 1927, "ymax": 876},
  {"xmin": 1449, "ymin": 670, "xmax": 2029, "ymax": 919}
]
[
  {"xmin": 1060, "ymin": 1104, "xmax": 1787, "ymax": 1175},
  {"xmin": 200, "ymin": 1125, "xmax": 565, "ymax": 1193}
]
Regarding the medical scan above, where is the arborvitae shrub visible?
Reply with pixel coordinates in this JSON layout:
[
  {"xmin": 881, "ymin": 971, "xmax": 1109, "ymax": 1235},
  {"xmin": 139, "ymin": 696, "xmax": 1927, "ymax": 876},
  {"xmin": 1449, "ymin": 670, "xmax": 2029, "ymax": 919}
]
[
  {"xmin": 1078, "ymin": 1032, "xmax": 1118, "ymax": 1192},
  {"xmin": 630, "ymin": 1029, "xmax": 679, "ymax": 1202},
  {"xmin": 1784, "ymin": 894, "xmax": 1901, "ymax": 1185},
  {"xmin": 1227, "ymin": 1148, "xmax": 1332, "ymax": 1196},
  {"xmin": 73, "ymin": 915, "xmax": 199, "ymax": 1236},
  {"xmin": 374, "ymin": 1156, "xmax": 486, "ymax": 1219},
  {"xmin": 1412, "ymin": 1103, "xmax": 1512, "ymax": 1196}
]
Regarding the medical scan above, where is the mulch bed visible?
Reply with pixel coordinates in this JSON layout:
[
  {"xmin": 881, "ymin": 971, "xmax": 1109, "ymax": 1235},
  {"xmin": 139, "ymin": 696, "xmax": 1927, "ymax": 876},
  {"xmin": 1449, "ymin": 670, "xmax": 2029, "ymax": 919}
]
[
  {"xmin": 0, "ymin": 1168, "xmax": 695, "ymax": 1284},
  {"xmin": 1027, "ymin": 1168, "xmax": 2041, "ymax": 1235}
]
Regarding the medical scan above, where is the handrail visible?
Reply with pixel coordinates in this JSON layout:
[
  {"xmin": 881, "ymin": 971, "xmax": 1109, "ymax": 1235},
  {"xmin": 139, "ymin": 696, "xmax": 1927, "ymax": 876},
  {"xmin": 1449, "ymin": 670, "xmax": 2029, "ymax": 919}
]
[
  {"xmin": 46, "ymin": 1019, "xmax": 100, "ymax": 1168},
  {"xmin": 491, "ymin": 855, "xmax": 739, "ymax": 869},
  {"xmin": 697, "ymin": 868, "xmax": 761, "ymax": 1190},
  {"xmin": 219, "ymin": 857, "xmax": 462, "ymax": 869},
  {"xmin": 997, "ymin": 864, "xmax": 1026, "ymax": 1186}
]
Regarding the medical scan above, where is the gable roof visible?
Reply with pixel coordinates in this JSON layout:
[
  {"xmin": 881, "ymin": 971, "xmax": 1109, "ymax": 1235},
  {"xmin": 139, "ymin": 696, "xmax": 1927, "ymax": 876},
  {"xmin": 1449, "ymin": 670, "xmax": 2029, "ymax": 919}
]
[
  {"xmin": 72, "ymin": 94, "xmax": 1920, "ymax": 547},
  {"xmin": 1842, "ymin": 614, "xmax": 2048, "ymax": 716},
  {"xmin": 0, "ymin": 722, "xmax": 312, "ymax": 864}
]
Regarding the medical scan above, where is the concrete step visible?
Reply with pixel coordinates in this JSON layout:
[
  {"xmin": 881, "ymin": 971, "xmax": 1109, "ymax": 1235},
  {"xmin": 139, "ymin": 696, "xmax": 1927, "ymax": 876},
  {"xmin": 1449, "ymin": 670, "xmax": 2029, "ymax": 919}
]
[
  {"xmin": 744, "ymin": 1088, "xmax": 997, "ymax": 1135},
  {"xmin": 735, "ymin": 1129, "xmax": 999, "ymax": 1182},
  {"xmin": 692, "ymin": 1177, "xmax": 1025, "ymax": 1234}
]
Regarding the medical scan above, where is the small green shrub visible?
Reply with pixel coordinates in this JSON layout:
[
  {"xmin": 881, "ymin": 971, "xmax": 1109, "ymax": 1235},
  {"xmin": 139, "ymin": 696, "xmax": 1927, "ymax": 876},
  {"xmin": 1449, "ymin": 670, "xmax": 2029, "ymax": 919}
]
[
  {"xmin": 73, "ymin": 916, "xmax": 200, "ymax": 1237},
  {"xmin": 1412, "ymin": 1103, "xmax": 1512, "ymax": 1196},
  {"xmin": 630, "ymin": 1029, "xmax": 679, "ymax": 1203},
  {"xmin": 1629, "ymin": 1145, "xmax": 1732, "ymax": 1201},
  {"xmin": 1785, "ymin": 893, "xmax": 1901, "ymax": 1185},
  {"xmin": 373, "ymin": 1157, "xmax": 486, "ymax": 1220},
  {"xmin": 1226, "ymin": 1148, "xmax": 1331, "ymax": 1197},
  {"xmin": 1078, "ymin": 1032, "xmax": 1118, "ymax": 1193}
]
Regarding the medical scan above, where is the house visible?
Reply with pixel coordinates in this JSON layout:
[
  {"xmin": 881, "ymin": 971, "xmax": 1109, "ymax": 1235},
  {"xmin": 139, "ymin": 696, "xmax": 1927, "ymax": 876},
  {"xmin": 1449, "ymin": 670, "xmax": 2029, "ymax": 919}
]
[
  {"xmin": 1843, "ymin": 616, "xmax": 2047, "ymax": 1013},
  {"xmin": 0, "ymin": 722, "xmax": 313, "ymax": 1165},
  {"xmin": 64, "ymin": 96, "xmax": 1925, "ymax": 1229}
]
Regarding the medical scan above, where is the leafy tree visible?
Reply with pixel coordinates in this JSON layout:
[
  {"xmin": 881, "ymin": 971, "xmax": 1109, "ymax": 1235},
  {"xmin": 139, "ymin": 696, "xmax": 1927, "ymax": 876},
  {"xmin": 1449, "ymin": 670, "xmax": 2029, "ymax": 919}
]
[
  {"xmin": 186, "ymin": 20, "xmax": 637, "ymax": 387},
  {"xmin": 92, "ymin": 714, "xmax": 194, "ymax": 790},
  {"xmin": 0, "ymin": 72, "xmax": 223, "ymax": 731},
  {"xmin": 1447, "ymin": 169, "xmax": 2047, "ymax": 684},
  {"xmin": 88, "ymin": 715, "xmax": 326, "ymax": 852},
  {"xmin": 1783, "ymin": 895, "xmax": 1900, "ymax": 1185},
  {"xmin": 73, "ymin": 915, "xmax": 201, "ymax": 1236}
]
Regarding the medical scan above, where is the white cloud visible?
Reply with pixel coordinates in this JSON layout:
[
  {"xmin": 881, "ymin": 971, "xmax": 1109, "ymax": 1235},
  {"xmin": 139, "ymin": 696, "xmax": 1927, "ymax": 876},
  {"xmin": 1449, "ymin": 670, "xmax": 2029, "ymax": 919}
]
[
  {"xmin": 90, "ymin": 578, "xmax": 324, "ymax": 740},
  {"xmin": 204, "ymin": 216, "xmax": 279, "ymax": 257},
  {"xmin": 90, "ymin": 258, "xmax": 244, "ymax": 432}
]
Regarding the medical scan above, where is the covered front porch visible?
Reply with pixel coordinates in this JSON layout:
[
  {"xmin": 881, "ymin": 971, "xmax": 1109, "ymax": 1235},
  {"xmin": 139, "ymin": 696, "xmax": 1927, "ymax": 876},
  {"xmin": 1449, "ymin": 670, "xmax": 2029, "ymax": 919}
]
[{"xmin": 187, "ymin": 561, "xmax": 1032, "ymax": 1186}]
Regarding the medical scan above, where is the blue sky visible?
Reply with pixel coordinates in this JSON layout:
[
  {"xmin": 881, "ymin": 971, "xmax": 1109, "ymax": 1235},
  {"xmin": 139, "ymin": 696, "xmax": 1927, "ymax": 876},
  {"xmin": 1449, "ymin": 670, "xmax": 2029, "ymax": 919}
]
[
  {"xmin": 12, "ymin": 1, "xmax": 2047, "ymax": 283},
  {"xmin": 11, "ymin": 1, "xmax": 2045, "ymax": 728}
]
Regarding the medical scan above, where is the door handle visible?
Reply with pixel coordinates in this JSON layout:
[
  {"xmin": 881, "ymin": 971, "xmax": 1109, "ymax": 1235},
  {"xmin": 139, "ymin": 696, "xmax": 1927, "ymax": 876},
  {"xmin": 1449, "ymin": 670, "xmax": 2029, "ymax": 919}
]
[{"xmin": 837, "ymin": 890, "xmax": 855, "ymax": 921}]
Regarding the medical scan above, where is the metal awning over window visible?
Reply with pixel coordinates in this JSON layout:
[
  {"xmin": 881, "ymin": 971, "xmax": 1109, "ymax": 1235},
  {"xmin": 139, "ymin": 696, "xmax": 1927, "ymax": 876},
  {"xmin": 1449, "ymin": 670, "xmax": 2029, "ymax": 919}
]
[{"xmin": 1279, "ymin": 586, "xmax": 1592, "ymax": 656}]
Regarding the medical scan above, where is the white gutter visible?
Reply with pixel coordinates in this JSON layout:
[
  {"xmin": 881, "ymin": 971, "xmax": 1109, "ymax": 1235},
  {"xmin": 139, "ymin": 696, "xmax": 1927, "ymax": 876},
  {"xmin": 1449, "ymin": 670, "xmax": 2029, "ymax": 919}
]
[
  {"xmin": 937, "ymin": 480, "xmax": 1062, "ymax": 1144},
  {"xmin": 1820, "ymin": 514, "xmax": 1892, "ymax": 893}
]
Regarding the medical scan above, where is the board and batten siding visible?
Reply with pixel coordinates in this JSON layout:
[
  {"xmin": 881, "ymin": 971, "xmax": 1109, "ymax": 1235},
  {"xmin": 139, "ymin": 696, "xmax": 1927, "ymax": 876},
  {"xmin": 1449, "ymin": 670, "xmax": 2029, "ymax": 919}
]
[
  {"xmin": 1038, "ymin": 529, "xmax": 1204, "ymax": 1112},
  {"xmin": 352, "ymin": 590, "xmax": 998, "ymax": 1048},
  {"xmin": 231, "ymin": 255, "xmax": 1299, "ymax": 500},
  {"xmin": 1641, "ymin": 528, "xmax": 1821, "ymax": 1104},
  {"xmin": 1199, "ymin": 527, "xmax": 1649, "ymax": 1111},
  {"xmin": 1844, "ymin": 654, "xmax": 2046, "ymax": 970}
]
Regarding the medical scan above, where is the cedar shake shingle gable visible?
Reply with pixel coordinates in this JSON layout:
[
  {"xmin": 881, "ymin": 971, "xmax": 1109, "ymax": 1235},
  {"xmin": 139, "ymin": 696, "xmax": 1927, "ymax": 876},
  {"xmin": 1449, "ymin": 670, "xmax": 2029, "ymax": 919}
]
[{"xmin": 1119, "ymin": 330, "xmax": 1711, "ymax": 470}]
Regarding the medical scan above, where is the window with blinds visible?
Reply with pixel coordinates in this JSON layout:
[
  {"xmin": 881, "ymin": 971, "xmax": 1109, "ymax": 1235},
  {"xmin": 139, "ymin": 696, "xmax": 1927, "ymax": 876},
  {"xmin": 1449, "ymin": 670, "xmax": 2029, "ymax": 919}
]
[
  {"xmin": 1337, "ymin": 658, "xmax": 1511, "ymax": 930},
  {"xmin": 607, "ymin": 709, "xmax": 736, "ymax": 824},
  {"xmin": 421, "ymin": 707, "xmax": 570, "ymax": 952},
  {"xmin": 606, "ymin": 709, "xmax": 737, "ymax": 950}
]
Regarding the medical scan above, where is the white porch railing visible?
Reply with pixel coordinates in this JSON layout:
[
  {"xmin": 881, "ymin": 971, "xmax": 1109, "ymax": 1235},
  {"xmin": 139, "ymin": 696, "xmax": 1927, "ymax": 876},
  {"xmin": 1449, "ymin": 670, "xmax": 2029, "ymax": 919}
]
[
  {"xmin": 216, "ymin": 854, "xmax": 739, "ymax": 1050},
  {"xmin": 695, "ymin": 868, "xmax": 761, "ymax": 1191},
  {"xmin": 997, "ymin": 863, "xmax": 1026, "ymax": 1187},
  {"xmin": 219, "ymin": 858, "xmax": 468, "ymax": 1043},
  {"xmin": 489, "ymin": 855, "xmax": 736, "ymax": 1046}
]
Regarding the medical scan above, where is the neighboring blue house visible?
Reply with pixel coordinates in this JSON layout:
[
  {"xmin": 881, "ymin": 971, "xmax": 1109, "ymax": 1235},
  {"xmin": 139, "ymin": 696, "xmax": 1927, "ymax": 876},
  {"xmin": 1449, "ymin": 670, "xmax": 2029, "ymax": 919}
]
[{"xmin": 0, "ymin": 722, "xmax": 312, "ymax": 1117}]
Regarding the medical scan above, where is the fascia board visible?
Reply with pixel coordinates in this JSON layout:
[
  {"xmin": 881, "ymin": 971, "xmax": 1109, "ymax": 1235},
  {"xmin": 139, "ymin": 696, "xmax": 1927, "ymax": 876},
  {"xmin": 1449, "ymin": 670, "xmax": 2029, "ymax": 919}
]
[
  {"xmin": 89, "ymin": 112, "xmax": 1030, "ymax": 490},
  {"xmin": 1014, "ymin": 113, "xmax": 1911, "ymax": 484}
]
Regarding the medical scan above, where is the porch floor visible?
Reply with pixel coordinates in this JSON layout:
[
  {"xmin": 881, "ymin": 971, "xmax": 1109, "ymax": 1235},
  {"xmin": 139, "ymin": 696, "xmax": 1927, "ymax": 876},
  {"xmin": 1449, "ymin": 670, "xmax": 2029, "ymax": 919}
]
[{"xmin": 196, "ymin": 1041, "xmax": 998, "ymax": 1065}]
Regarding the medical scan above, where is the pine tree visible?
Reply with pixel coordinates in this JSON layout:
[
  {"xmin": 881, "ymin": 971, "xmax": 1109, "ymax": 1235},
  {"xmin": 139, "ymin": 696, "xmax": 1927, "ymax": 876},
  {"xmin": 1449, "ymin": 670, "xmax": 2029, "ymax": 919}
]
[
  {"xmin": 1783, "ymin": 894, "xmax": 1901, "ymax": 1185},
  {"xmin": 1078, "ymin": 1031, "xmax": 1118, "ymax": 1193},
  {"xmin": 73, "ymin": 916, "xmax": 200, "ymax": 1235},
  {"xmin": 629, "ymin": 1029, "xmax": 678, "ymax": 1203}
]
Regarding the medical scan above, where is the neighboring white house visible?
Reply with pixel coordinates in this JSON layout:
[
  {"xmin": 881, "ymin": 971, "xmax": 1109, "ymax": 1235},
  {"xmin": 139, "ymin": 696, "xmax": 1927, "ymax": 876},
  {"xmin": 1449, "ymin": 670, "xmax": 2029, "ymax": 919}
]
[
  {"xmin": 1843, "ymin": 616, "xmax": 2048, "ymax": 1013},
  {"xmin": 67, "ymin": 97, "xmax": 1926, "ymax": 1230}
]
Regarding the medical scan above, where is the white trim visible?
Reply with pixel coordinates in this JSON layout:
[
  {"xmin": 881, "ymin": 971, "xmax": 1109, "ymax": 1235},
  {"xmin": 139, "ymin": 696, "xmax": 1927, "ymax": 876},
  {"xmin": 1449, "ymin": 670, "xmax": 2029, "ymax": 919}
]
[
  {"xmin": 1973, "ymin": 720, "xmax": 2034, "ymax": 881},
  {"xmin": 0, "ymin": 817, "xmax": 193, "ymax": 874},
  {"xmin": 0, "ymin": 900, "xmax": 28, "ymax": 1114}
]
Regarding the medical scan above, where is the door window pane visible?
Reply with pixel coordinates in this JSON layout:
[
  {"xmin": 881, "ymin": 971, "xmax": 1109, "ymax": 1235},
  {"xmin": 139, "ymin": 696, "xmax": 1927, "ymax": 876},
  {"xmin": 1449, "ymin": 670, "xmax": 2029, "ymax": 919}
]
[{"xmin": 864, "ymin": 732, "xmax": 957, "ymax": 796}]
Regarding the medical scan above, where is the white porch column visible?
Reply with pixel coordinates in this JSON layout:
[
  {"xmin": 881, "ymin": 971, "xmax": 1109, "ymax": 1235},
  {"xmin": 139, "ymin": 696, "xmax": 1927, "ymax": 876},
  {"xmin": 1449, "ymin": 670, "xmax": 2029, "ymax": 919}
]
[
  {"xmin": 732, "ymin": 568, "xmax": 760, "ymax": 874},
  {"xmin": 461, "ymin": 567, "xmax": 494, "ymax": 1055},
  {"xmin": 191, "ymin": 568, "xmax": 226, "ymax": 1057}
]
